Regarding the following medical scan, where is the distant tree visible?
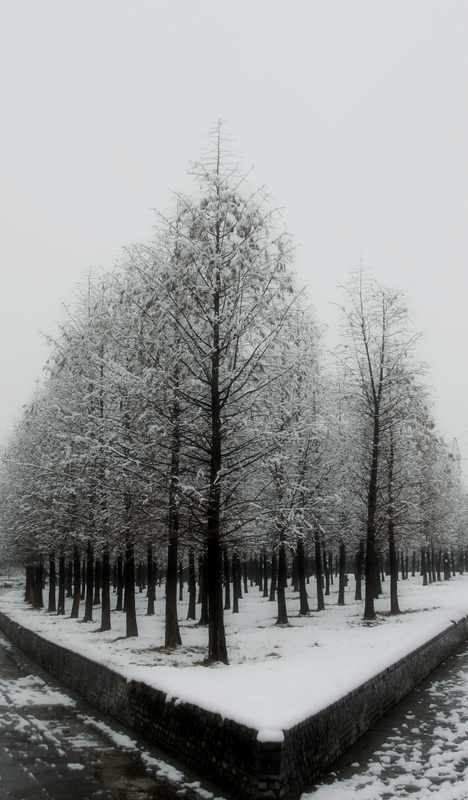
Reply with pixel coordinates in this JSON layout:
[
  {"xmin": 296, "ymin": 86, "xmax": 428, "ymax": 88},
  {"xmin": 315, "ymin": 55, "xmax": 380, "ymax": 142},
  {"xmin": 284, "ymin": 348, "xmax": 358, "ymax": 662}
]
[
  {"xmin": 261, "ymin": 306, "xmax": 324, "ymax": 621},
  {"xmin": 336, "ymin": 269, "xmax": 425, "ymax": 620}
]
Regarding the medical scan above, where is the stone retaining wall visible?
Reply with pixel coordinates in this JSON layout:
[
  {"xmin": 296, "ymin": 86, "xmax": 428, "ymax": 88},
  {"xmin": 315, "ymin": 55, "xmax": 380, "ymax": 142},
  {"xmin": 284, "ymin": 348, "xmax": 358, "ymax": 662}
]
[{"xmin": 0, "ymin": 610, "xmax": 467, "ymax": 800}]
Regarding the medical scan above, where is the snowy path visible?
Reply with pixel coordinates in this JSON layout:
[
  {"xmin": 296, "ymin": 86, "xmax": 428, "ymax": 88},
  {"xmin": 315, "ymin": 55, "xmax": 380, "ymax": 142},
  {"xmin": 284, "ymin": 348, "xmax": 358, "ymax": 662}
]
[{"xmin": 304, "ymin": 642, "xmax": 468, "ymax": 799}]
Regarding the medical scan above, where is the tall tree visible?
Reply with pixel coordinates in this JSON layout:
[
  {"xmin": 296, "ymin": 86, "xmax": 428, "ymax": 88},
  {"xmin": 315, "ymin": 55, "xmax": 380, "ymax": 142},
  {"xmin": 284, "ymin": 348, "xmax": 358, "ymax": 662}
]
[{"xmin": 129, "ymin": 123, "xmax": 299, "ymax": 662}]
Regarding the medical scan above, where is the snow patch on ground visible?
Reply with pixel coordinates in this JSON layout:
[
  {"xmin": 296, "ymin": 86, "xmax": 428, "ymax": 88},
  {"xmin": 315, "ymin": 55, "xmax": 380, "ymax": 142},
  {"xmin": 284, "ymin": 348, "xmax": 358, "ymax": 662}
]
[
  {"xmin": 0, "ymin": 671, "xmax": 75, "ymax": 708},
  {"xmin": 77, "ymin": 714, "xmax": 137, "ymax": 751}
]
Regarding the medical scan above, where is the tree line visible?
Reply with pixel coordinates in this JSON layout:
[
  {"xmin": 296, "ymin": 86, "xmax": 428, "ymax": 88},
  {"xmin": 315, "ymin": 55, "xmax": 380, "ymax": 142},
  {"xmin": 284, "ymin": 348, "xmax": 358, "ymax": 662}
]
[{"xmin": 1, "ymin": 125, "xmax": 466, "ymax": 663}]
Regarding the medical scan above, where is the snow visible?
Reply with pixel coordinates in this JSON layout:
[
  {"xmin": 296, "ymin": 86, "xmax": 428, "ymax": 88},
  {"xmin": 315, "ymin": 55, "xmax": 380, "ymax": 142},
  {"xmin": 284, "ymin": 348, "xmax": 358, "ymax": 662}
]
[
  {"xmin": 1, "ymin": 573, "xmax": 468, "ymax": 742},
  {"xmin": 257, "ymin": 729, "xmax": 285, "ymax": 742},
  {"xmin": 0, "ymin": 664, "xmax": 75, "ymax": 708},
  {"xmin": 77, "ymin": 715, "xmax": 137, "ymax": 751},
  {"xmin": 305, "ymin": 655, "xmax": 468, "ymax": 799}
]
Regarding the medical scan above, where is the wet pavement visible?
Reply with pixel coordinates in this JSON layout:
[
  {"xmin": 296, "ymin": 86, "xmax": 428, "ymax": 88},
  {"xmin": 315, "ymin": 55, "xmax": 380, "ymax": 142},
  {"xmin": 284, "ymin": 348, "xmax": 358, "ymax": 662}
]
[
  {"xmin": 0, "ymin": 631, "xmax": 224, "ymax": 800},
  {"xmin": 305, "ymin": 642, "xmax": 468, "ymax": 798}
]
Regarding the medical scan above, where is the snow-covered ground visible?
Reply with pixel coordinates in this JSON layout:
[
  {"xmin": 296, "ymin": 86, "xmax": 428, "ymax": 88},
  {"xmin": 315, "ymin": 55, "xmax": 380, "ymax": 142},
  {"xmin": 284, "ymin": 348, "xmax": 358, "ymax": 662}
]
[{"xmin": 1, "ymin": 572, "xmax": 468, "ymax": 744}]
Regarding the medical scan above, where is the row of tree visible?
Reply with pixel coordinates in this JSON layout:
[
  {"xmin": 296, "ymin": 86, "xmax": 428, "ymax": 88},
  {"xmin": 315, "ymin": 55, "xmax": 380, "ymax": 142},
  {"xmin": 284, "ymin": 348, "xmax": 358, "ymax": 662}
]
[{"xmin": 1, "ymin": 125, "xmax": 466, "ymax": 663}]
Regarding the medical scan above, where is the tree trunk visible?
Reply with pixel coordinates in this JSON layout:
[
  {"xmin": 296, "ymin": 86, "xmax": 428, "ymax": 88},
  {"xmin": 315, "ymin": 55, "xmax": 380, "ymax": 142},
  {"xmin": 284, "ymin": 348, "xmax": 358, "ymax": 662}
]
[
  {"xmin": 33, "ymin": 562, "xmax": 44, "ymax": 609},
  {"xmin": 198, "ymin": 553, "xmax": 209, "ymax": 626},
  {"xmin": 444, "ymin": 551, "xmax": 451, "ymax": 581},
  {"xmin": 355, "ymin": 540, "xmax": 364, "ymax": 601},
  {"xmin": 262, "ymin": 553, "xmax": 269, "ymax": 598},
  {"xmin": 387, "ymin": 432, "xmax": 400, "ymax": 613},
  {"xmin": 83, "ymin": 540, "xmax": 94, "ymax": 622},
  {"xmin": 374, "ymin": 552, "xmax": 382, "ymax": 597},
  {"xmin": 236, "ymin": 554, "xmax": 242, "ymax": 600},
  {"xmin": 276, "ymin": 543, "xmax": 288, "ymax": 624},
  {"xmin": 205, "ymin": 485, "xmax": 226, "ymax": 657},
  {"xmin": 364, "ymin": 409, "xmax": 380, "ymax": 620},
  {"xmin": 81, "ymin": 558, "xmax": 86, "ymax": 600},
  {"xmin": 187, "ymin": 548, "xmax": 196, "ymax": 620},
  {"xmin": 57, "ymin": 554, "xmax": 66, "ymax": 615},
  {"xmin": 243, "ymin": 559, "xmax": 248, "ymax": 594},
  {"xmin": 315, "ymin": 533, "xmax": 325, "ymax": 611},
  {"xmin": 146, "ymin": 543, "xmax": 155, "ymax": 616},
  {"xmin": 389, "ymin": 527, "xmax": 400, "ymax": 614},
  {"xmin": 197, "ymin": 554, "xmax": 203, "ymax": 603},
  {"xmin": 223, "ymin": 549, "xmax": 231, "ymax": 611},
  {"xmin": 324, "ymin": 549, "xmax": 330, "ymax": 596},
  {"xmin": 24, "ymin": 566, "xmax": 31, "ymax": 603},
  {"xmin": 48, "ymin": 555, "xmax": 56, "ymax": 613},
  {"xmin": 337, "ymin": 543, "xmax": 346, "ymax": 605},
  {"xmin": 179, "ymin": 561, "xmax": 184, "ymax": 602},
  {"xmin": 70, "ymin": 547, "xmax": 81, "ymax": 618},
  {"xmin": 165, "ymin": 380, "xmax": 182, "ymax": 649},
  {"xmin": 258, "ymin": 553, "xmax": 263, "ymax": 592},
  {"xmin": 291, "ymin": 553, "xmax": 298, "ymax": 591},
  {"xmin": 204, "ymin": 266, "xmax": 229, "ymax": 664},
  {"xmin": 165, "ymin": 525, "xmax": 181, "ymax": 647},
  {"xmin": 124, "ymin": 538, "xmax": 138, "ymax": 637},
  {"xmin": 269, "ymin": 553, "xmax": 277, "ymax": 602},
  {"xmin": 421, "ymin": 547, "xmax": 428, "ymax": 586},
  {"xmin": 427, "ymin": 549, "xmax": 433, "ymax": 582},
  {"xmin": 93, "ymin": 559, "xmax": 102, "ymax": 605},
  {"xmin": 116, "ymin": 554, "xmax": 124, "ymax": 611},
  {"xmin": 100, "ymin": 548, "xmax": 111, "ymax": 632},
  {"xmin": 232, "ymin": 553, "xmax": 239, "ymax": 614},
  {"xmin": 66, "ymin": 560, "xmax": 73, "ymax": 597},
  {"xmin": 297, "ymin": 538, "xmax": 309, "ymax": 615}
]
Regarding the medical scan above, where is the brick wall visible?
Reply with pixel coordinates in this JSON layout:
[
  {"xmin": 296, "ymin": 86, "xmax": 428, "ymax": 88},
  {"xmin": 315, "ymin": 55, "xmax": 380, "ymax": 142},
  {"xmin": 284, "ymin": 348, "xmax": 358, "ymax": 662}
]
[{"xmin": 0, "ymin": 610, "xmax": 466, "ymax": 800}]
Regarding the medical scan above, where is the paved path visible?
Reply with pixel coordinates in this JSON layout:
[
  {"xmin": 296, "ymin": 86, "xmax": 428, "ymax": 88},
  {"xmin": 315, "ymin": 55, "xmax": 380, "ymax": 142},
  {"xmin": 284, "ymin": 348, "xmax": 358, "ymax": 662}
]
[
  {"xmin": 304, "ymin": 641, "xmax": 468, "ymax": 798},
  {"xmin": 0, "ymin": 631, "xmax": 223, "ymax": 800}
]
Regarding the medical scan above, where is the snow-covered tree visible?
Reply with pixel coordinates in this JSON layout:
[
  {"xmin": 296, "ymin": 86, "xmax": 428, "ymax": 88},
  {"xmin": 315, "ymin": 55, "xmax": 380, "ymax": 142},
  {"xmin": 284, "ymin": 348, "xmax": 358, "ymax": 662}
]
[
  {"xmin": 124, "ymin": 123, "xmax": 300, "ymax": 662},
  {"xmin": 336, "ymin": 269, "xmax": 425, "ymax": 620}
]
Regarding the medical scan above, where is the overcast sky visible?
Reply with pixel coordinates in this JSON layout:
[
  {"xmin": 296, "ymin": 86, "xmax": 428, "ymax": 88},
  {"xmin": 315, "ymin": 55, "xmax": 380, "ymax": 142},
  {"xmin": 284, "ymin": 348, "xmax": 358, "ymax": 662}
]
[{"xmin": 1, "ymin": 1, "xmax": 467, "ymax": 464}]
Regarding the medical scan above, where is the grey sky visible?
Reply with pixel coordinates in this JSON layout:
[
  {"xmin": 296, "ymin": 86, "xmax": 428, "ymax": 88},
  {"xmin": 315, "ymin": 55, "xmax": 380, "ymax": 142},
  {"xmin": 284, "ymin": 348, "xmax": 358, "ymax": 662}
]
[{"xmin": 1, "ymin": 1, "xmax": 467, "ymax": 461}]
